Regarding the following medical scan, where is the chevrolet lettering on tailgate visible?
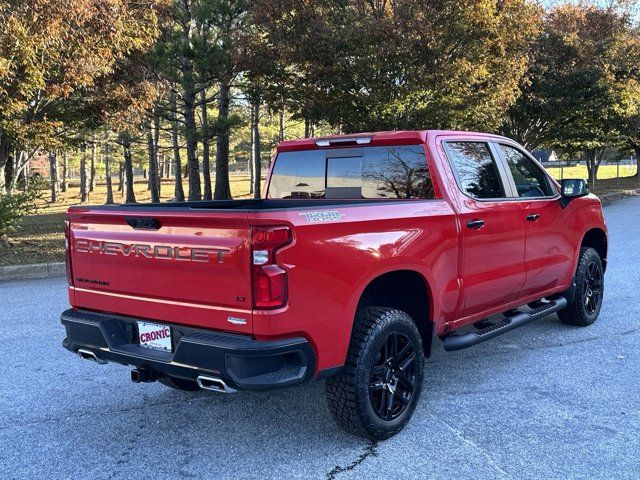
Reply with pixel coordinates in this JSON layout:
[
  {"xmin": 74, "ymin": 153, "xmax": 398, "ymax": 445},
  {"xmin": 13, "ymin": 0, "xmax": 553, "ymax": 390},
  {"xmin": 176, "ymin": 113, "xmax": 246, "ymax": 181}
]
[{"xmin": 75, "ymin": 239, "xmax": 229, "ymax": 263}]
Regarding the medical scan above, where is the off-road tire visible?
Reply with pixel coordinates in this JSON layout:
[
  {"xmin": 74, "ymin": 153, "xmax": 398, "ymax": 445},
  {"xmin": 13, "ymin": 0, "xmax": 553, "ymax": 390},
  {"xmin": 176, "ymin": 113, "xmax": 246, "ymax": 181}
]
[
  {"xmin": 158, "ymin": 375, "xmax": 201, "ymax": 392},
  {"xmin": 325, "ymin": 307, "xmax": 424, "ymax": 440},
  {"xmin": 559, "ymin": 247, "xmax": 604, "ymax": 326}
]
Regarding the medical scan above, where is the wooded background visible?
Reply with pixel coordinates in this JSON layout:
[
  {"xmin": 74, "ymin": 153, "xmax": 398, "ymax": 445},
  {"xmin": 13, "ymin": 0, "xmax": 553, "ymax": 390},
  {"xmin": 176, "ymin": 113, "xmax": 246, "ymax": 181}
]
[{"xmin": 0, "ymin": 0, "xmax": 639, "ymax": 216}]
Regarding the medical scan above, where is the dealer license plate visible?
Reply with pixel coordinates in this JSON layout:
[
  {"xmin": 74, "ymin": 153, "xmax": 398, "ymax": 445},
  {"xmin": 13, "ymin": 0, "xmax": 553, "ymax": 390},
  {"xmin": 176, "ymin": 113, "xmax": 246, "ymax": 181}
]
[{"xmin": 137, "ymin": 321, "xmax": 172, "ymax": 352}]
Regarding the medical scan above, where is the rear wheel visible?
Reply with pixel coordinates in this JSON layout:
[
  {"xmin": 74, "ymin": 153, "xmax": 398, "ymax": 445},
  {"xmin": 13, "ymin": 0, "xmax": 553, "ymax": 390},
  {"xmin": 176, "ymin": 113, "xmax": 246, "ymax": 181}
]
[
  {"xmin": 559, "ymin": 247, "xmax": 604, "ymax": 326},
  {"xmin": 158, "ymin": 375, "xmax": 201, "ymax": 392},
  {"xmin": 325, "ymin": 307, "xmax": 424, "ymax": 440}
]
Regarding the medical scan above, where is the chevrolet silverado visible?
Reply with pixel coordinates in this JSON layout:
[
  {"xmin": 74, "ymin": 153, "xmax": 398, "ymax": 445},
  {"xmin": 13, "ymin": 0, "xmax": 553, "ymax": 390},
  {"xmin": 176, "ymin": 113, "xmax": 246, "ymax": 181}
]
[{"xmin": 61, "ymin": 130, "xmax": 607, "ymax": 439}]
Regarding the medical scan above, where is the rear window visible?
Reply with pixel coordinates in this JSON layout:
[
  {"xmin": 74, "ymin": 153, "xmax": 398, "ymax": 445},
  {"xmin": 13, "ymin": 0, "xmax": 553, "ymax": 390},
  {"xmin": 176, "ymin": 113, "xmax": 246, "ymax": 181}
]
[{"xmin": 267, "ymin": 146, "xmax": 435, "ymax": 199}]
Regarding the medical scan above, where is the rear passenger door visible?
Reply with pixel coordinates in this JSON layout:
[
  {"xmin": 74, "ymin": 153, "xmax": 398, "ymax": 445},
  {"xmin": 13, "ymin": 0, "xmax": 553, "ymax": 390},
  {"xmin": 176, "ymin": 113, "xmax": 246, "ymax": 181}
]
[
  {"xmin": 494, "ymin": 143, "xmax": 574, "ymax": 297},
  {"xmin": 443, "ymin": 140, "xmax": 526, "ymax": 317}
]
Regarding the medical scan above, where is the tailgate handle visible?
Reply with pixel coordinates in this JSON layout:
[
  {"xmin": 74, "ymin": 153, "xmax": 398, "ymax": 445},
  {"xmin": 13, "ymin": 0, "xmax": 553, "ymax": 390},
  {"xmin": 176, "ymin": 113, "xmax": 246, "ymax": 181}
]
[{"xmin": 126, "ymin": 217, "xmax": 161, "ymax": 230}]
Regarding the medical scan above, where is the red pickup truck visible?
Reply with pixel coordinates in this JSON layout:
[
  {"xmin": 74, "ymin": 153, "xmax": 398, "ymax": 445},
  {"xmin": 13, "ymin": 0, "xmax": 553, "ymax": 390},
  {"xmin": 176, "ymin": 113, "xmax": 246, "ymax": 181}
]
[{"xmin": 61, "ymin": 130, "xmax": 607, "ymax": 439}]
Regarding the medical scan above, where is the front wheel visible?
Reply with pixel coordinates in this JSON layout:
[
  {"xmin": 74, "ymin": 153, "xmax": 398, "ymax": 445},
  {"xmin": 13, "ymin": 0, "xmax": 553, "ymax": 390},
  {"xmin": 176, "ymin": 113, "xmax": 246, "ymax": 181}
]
[
  {"xmin": 325, "ymin": 307, "xmax": 424, "ymax": 440},
  {"xmin": 559, "ymin": 247, "xmax": 604, "ymax": 326}
]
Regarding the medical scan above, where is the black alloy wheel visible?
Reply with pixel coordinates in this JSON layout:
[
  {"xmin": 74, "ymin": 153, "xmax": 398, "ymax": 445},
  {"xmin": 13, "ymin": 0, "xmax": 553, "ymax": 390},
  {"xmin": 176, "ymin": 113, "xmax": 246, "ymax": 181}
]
[
  {"xmin": 325, "ymin": 307, "xmax": 425, "ymax": 439},
  {"xmin": 368, "ymin": 332, "xmax": 417, "ymax": 421},
  {"xmin": 559, "ymin": 247, "xmax": 604, "ymax": 326},
  {"xmin": 583, "ymin": 259, "xmax": 603, "ymax": 316}
]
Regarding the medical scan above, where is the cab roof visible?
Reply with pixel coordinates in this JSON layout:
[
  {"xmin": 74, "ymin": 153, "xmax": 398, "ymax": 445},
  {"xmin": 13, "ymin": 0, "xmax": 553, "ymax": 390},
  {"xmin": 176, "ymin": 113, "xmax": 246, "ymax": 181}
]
[{"xmin": 276, "ymin": 130, "xmax": 506, "ymax": 152}]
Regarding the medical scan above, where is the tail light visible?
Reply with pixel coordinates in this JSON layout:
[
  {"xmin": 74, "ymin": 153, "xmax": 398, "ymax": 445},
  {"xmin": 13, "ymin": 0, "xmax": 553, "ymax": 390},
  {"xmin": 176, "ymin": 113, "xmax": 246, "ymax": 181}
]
[
  {"xmin": 251, "ymin": 226, "xmax": 292, "ymax": 309},
  {"xmin": 64, "ymin": 220, "xmax": 73, "ymax": 286}
]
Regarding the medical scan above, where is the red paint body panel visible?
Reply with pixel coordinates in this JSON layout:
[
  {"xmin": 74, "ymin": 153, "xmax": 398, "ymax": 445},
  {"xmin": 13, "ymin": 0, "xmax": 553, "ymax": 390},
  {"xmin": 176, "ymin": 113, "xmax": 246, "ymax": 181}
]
[
  {"xmin": 67, "ymin": 210, "xmax": 254, "ymax": 333},
  {"xmin": 249, "ymin": 199, "xmax": 460, "ymax": 369},
  {"xmin": 65, "ymin": 130, "xmax": 607, "ymax": 375}
]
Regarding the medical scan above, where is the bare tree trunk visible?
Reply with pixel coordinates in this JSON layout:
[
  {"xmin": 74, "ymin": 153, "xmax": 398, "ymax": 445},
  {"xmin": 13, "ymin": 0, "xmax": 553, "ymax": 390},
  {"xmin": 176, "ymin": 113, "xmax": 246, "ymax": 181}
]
[
  {"xmin": 118, "ymin": 162, "xmax": 124, "ymax": 193},
  {"xmin": 249, "ymin": 104, "xmax": 255, "ymax": 195},
  {"xmin": 80, "ymin": 150, "xmax": 89, "ymax": 202},
  {"xmin": 0, "ymin": 164, "xmax": 5, "ymax": 195},
  {"xmin": 0, "ymin": 132, "xmax": 9, "ymax": 194},
  {"xmin": 49, "ymin": 151, "xmax": 59, "ymax": 202},
  {"xmin": 184, "ymin": 92, "xmax": 200, "ymax": 200},
  {"xmin": 214, "ymin": 74, "xmax": 232, "ymax": 200},
  {"xmin": 146, "ymin": 119, "xmax": 160, "ymax": 203},
  {"xmin": 104, "ymin": 137, "xmax": 114, "ymax": 205},
  {"xmin": 200, "ymin": 89, "xmax": 212, "ymax": 200},
  {"xmin": 2, "ymin": 150, "xmax": 13, "ymax": 195},
  {"xmin": 154, "ymin": 108, "xmax": 161, "ymax": 200},
  {"xmin": 5, "ymin": 149, "xmax": 18, "ymax": 194},
  {"xmin": 4, "ymin": 154, "xmax": 13, "ymax": 194},
  {"xmin": 170, "ymin": 91, "xmax": 185, "ymax": 202},
  {"xmin": 180, "ymin": 0, "xmax": 201, "ymax": 201},
  {"xmin": 172, "ymin": 141, "xmax": 185, "ymax": 201},
  {"xmin": 123, "ymin": 142, "xmax": 136, "ymax": 204},
  {"xmin": 80, "ymin": 145, "xmax": 88, "ymax": 202},
  {"xmin": 304, "ymin": 117, "xmax": 311, "ymax": 138},
  {"xmin": 89, "ymin": 139, "xmax": 96, "ymax": 192},
  {"xmin": 5, "ymin": 149, "xmax": 32, "ymax": 194},
  {"xmin": 18, "ymin": 158, "xmax": 27, "ymax": 192},
  {"xmin": 585, "ymin": 149, "xmax": 605, "ymax": 189},
  {"xmin": 279, "ymin": 110, "xmax": 285, "ymax": 142},
  {"xmin": 252, "ymin": 101, "xmax": 262, "ymax": 199},
  {"xmin": 183, "ymin": 98, "xmax": 200, "ymax": 199},
  {"xmin": 61, "ymin": 151, "xmax": 68, "ymax": 192}
]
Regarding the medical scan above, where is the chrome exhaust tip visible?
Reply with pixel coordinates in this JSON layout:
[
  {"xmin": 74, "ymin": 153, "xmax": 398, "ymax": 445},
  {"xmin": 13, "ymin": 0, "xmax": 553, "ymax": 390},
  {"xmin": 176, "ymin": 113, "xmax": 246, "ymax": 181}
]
[
  {"xmin": 196, "ymin": 375, "xmax": 237, "ymax": 394},
  {"xmin": 131, "ymin": 366, "xmax": 156, "ymax": 383},
  {"xmin": 77, "ymin": 348, "xmax": 107, "ymax": 365}
]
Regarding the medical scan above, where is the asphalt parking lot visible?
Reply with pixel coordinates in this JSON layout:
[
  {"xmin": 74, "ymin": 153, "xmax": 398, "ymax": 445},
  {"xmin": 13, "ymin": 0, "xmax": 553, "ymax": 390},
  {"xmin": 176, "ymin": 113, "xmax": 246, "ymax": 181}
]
[{"xmin": 1, "ymin": 197, "xmax": 639, "ymax": 480}]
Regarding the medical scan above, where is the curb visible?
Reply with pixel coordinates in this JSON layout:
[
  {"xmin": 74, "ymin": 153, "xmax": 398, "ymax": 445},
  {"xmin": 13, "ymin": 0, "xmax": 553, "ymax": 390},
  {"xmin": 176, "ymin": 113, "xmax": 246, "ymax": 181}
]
[
  {"xmin": 599, "ymin": 188, "xmax": 640, "ymax": 205},
  {"xmin": 0, "ymin": 262, "xmax": 66, "ymax": 283}
]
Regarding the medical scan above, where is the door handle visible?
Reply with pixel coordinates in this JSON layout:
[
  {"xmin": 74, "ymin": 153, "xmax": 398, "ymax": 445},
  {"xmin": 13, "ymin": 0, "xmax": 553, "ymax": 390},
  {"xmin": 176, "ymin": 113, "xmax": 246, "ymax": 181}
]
[
  {"xmin": 466, "ymin": 219, "xmax": 485, "ymax": 229},
  {"xmin": 526, "ymin": 213, "xmax": 541, "ymax": 222}
]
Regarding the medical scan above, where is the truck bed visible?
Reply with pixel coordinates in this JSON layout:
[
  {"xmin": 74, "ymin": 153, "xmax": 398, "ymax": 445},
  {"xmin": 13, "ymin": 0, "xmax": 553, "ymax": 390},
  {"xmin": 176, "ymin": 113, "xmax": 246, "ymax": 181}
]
[{"xmin": 69, "ymin": 198, "xmax": 389, "ymax": 212}]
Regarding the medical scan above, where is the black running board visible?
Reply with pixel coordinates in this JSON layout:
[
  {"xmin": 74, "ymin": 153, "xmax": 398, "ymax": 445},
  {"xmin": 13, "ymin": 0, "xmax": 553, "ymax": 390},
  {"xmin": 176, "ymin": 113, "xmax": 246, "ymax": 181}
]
[{"xmin": 442, "ymin": 297, "xmax": 568, "ymax": 352}]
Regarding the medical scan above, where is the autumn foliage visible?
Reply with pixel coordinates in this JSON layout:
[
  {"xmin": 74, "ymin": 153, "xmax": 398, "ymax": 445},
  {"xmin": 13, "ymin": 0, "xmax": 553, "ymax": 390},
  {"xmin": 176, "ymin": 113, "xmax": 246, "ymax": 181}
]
[{"xmin": 0, "ymin": 0, "xmax": 638, "ymax": 207}]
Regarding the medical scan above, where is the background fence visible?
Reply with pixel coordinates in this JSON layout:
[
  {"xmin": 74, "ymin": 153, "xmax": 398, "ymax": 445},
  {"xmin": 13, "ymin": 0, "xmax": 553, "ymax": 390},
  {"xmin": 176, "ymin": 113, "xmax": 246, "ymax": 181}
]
[{"xmin": 542, "ymin": 159, "xmax": 637, "ymax": 181}]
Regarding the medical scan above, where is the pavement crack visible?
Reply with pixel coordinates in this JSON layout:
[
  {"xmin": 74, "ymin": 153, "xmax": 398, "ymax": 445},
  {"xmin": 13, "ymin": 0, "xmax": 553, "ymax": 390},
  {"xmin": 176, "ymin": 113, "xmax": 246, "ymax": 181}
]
[
  {"xmin": 620, "ymin": 326, "xmax": 640, "ymax": 336},
  {"xmin": 430, "ymin": 413, "xmax": 510, "ymax": 479},
  {"xmin": 326, "ymin": 440, "xmax": 378, "ymax": 480}
]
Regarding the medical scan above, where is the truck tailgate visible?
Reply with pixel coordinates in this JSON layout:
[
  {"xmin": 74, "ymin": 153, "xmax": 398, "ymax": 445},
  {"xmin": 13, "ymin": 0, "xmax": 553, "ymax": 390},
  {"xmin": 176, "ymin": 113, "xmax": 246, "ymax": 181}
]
[{"xmin": 67, "ymin": 208, "xmax": 253, "ymax": 333}]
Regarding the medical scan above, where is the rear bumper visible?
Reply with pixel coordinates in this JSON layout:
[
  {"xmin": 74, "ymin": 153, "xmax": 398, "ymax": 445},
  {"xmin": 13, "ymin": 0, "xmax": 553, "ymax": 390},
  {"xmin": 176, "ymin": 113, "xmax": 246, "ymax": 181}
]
[{"xmin": 61, "ymin": 309, "xmax": 316, "ymax": 390}]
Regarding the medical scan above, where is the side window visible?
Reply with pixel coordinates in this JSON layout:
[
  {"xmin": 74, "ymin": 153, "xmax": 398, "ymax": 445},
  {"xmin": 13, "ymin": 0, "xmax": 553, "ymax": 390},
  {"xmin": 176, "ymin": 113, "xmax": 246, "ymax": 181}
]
[
  {"xmin": 446, "ymin": 142, "xmax": 505, "ymax": 199},
  {"xmin": 499, "ymin": 144, "xmax": 554, "ymax": 198}
]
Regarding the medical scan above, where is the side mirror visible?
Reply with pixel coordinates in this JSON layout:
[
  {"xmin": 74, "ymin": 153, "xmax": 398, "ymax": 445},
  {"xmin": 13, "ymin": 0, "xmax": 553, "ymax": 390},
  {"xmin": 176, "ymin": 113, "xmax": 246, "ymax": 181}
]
[{"xmin": 560, "ymin": 179, "xmax": 589, "ymax": 208}]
